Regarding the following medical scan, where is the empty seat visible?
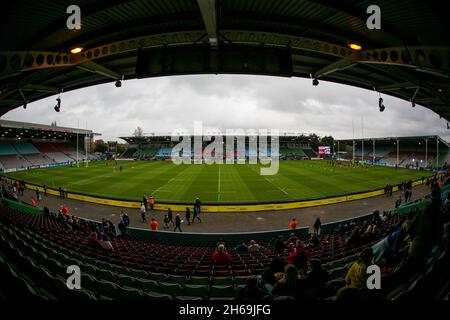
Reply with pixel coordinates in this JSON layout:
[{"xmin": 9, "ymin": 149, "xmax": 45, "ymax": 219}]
[
  {"xmin": 97, "ymin": 280, "xmax": 121, "ymax": 299},
  {"xmin": 142, "ymin": 291, "xmax": 172, "ymax": 300},
  {"xmin": 183, "ymin": 284, "xmax": 209, "ymax": 299},
  {"xmin": 188, "ymin": 276, "xmax": 210, "ymax": 286},
  {"xmin": 211, "ymin": 276, "xmax": 233, "ymax": 286},
  {"xmin": 135, "ymin": 278, "xmax": 160, "ymax": 293},
  {"xmin": 159, "ymin": 282, "xmax": 183, "ymax": 297},
  {"xmin": 209, "ymin": 285, "xmax": 236, "ymax": 299},
  {"xmin": 119, "ymin": 286, "xmax": 144, "ymax": 300}
]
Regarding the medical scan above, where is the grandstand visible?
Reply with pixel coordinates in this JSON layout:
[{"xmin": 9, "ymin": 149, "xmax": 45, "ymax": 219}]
[
  {"xmin": 335, "ymin": 136, "xmax": 450, "ymax": 168},
  {"xmin": 0, "ymin": 120, "xmax": 99, "ymax": 171},
  {"xmin": 0, "ymin": 185, "xmax": 448, "ymax": 300},
  {"xmin": 0, "ymin": 0, "xmax": 449, "ymax": 307},
  {"xmin": 119, "ymin": 134, "xmax": 316, "ymax": 160}
]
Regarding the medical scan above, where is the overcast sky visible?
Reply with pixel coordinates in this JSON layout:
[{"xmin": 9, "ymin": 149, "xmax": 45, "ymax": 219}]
[{"xmin": 2, "ymin": 74, "xmax": 449, "ymax": 143}]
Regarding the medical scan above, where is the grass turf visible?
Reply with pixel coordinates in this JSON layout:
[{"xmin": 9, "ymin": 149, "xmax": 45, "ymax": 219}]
[{"xmin": 6, "ymin": 160, "xmax": 428, "ymax": 204}]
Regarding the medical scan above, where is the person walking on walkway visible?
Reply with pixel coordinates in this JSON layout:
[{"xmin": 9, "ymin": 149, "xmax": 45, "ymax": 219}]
[{"xmin": 174, "ymin": 213, "xmax": 183, "ymax": 232}]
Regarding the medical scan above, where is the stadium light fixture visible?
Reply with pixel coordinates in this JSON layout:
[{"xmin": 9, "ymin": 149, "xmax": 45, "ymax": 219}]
[
  {"xmin": 70, "ymin": 45, "xmax": 84, "ymax": 54},
  {"xmin": 312, "ymin": 78, "xmax": 319, "ymax": 86},
  {"xmin": 54, "ymin": 97, "xmax": 61, "ymax": 112},
  {"xmin": 378, "ymin": 97, "xmax": 385, "ymax": 112},
  {"xmin": 348, "ymin": 42, "xmax": 363, "ymax": 51},
  {"xmin": 115, "ymin": 75, "xmax": 125, "ymax": 88}
]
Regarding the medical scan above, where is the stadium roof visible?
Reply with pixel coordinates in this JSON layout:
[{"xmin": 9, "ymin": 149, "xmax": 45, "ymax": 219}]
[
  {"xmin": 0, "ymin": 119, "xmax": 95, "ymax": 136},
  {"xmin": 0, "ymin": 1, "xmax": 449, "ymax": 119},
  {"xmin": 336, "ymin": 135, "xmax": 450, "ymax": 148}
]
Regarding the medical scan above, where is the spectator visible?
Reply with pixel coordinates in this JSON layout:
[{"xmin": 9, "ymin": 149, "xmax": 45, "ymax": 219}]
[
  {"xmin": 236, "ymin": 277, "xmax": 268, "ymax": 300},
  {"xmin": 87, "ymin": 232, "xmax": 101, "ymax": 248},
  {"xmin": 313, "ymin": 217, "xmax": 322, "ymax": 235},
  {"xmin": 287, "ymin": 240, "xmax": 311, "ymax": 274},
  {"xmin": 192, "ymin": 205, "xmax": 202, "ymax": 223},
  {"xmin": 212, "ymin": 244, "xmax": 232, "ymax": 265},
  {"xmin": 163, "ymin": 215, "xmax": 170, "ymax": 229},
  {"xmin": 272, "ymin": 264, "xmax": 302, "ymax": 299},
  {"xmin": 346, "ymin": 227, "xmax": 362, "ymax": 246},
  {"xmin": 248, "ymin": 240, "xmax": 260, "ymax": 253},
  {"xmin": 100, "ymin": 235, "xmax": 114, "ymax": 250},
  {"xmin": 167, "ymin": 208, "xmax": 174, "ymax": 226},
  {"xmin": 118, "ymin": 220, "xmax": 127, "ymax": 238},
  {"xmin": 273, "ymin": 235, "xmax": 287, "ymax": 253},
  {"xmin": 60, "ymin": 205, "xmax": 69, "ymax": 216},
  {"xmin": 261, "ymin": 257, "xmax": 286, "ymax": 294},
  {"xmin": 284, "ymin": 233, "xmax": 298, "ymax": 247},
  {"xmin": 140, "ymin": 203, "xmax": 147, "ymax": 222},
  {"xmin": 150, "ymin": 218, "xmax": 158, "ymax": 231},
  {"xmin": 142, "ymin": 194, "xmax": 148, "ymax": 211},
  {"xmin": 339, "ymin": 247, "xmax": 374, "ymax": 291},
  {"xmin": 289, "ymin": 218, "xmax": 298, "ymax": 230},
  {"xmin": 185, "ymin": 207, "xmax": 191, "ymax": 225},
  {"xmin": 235, "ymin": 241, "xmax": 248, "ymax": 253},
  {"xmin": 308, "ymin": 233, "xmax": 320, "ymax": 247},
  {"xmin": 174, "ymin": 213, "xmax": 182, "ymax": 232},
  {"xmin": 121, "ymin": 210, "xmax": 130, "ymax": 227},
  {"xmin": 149, "ymin": 195, "xmax": 155, "ymax": 210},
  {"xmin": 302, "ymin": 258, "xmax": 328, "ymax": 291}
]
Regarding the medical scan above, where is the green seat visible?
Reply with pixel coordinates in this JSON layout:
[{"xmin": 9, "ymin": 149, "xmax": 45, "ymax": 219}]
[
  {"xmin": 119, "ymin": 286, "xmax": 144, "ymax": 300},
  {"xmin": 159, "ymin": 282, "xmax": 183, "ymax": 296},
  {"xmin": 97, "ymin": 280, "xmax": 121, "ymax": 299},
  {"xmin": 183, "ymin": 284, "xmax": 209, "ymax": 299},
  {"xmin": 187, "ymin": 276, "xmax": 210, "ymax": 286},
  {"xmin": 135, "ymin": 278, "xmax": 160, "ymax": 293},
  {"xmin": 142, "ymin": 291, "xmax": 172, "ymax": 300},
  {"xmin": 209, "ymin": 285, "xmax": 236, "ymax": 299}
]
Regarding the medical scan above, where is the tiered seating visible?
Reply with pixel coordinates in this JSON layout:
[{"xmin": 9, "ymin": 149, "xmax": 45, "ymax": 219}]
[
  {"xmin": 33, "ymin": 142, "xmax": 58, "ymax": 153},
  {"xmin": 51, "ymin": 143, "xmax": 74, "ymax": 152},
  {"xmin": 121, "ymin": 148, "xmax": 137, "ymax": 158},
  {"xmin": 44, "ymin": 152, "xmax": 73, "ymax": 163},
  {"xmin": 22, "ymin": 154, "xmax": 53, "ymax": 166},
  {"xmin": 0, "ymin": 155, "xmax": 31, "ymax": 169},
  {"xmin": 280, "ymin": 148, "xmax": 307, "ymax": 158},
  {"xmin": 0, "ymin": 202, "xmax": 404, "ymax": 300},
  {"xmin": 0, "ymin": 142, "xmax": 18, "ymax": 155},
  {"xmin": 13, "ymin": 142, "xmax": 40, "ymax": 154},
  {"xmin": 156, "ymin": 148, "xmax": 172, "ymax": 158},
  {"xmin": 302, "ymin": 148, "xmax": 317, "ymax": 159},
  {"xmin": 133, "ymin": 147, "xmax": 159, "ymax": 159}
]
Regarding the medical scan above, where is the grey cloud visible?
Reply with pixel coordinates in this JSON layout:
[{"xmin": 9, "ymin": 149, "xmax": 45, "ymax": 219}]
[{"xmin": 1, "ymin": 75, "xmax": 449, "ymax": 143}]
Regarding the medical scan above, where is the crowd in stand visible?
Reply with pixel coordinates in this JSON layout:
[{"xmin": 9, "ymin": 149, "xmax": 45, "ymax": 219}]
[{"xmin": 1, "ymin": 172, "xmax": 450, "ymax": 300}]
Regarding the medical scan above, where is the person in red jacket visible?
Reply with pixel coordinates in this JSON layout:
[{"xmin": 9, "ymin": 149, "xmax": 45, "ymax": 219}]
[
  {"xmin": 287, "ymin": 241, "xmax": 311, "ymax": 274},
  {"xmin": 150, "ymin": 218, "xmax": 158, "ymax": 231},
  {"xmin": 148, "ymin": 195, "xmax": 155, "ymax": 210},
  {"xmin": 212, "ymin": 244, "xmax": 232, "ymax": 265},
  {"xmin": 289, "ymin": 218, "xmax": 297, "ymax": 230}
]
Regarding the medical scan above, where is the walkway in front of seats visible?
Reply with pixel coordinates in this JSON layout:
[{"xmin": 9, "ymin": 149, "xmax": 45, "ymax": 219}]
[{"xmin": 18, "ymin": 184, "xmax": 430, "ymax": 234}]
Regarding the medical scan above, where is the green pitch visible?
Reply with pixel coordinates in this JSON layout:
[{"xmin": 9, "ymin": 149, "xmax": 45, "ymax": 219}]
[{"xmin": 6, "ymin": 160, "xmax": 427, "ymax": 204}]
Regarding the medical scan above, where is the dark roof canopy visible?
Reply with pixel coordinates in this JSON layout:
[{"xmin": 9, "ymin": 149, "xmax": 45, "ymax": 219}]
[{"xmin": 0, "ymin": 0, "xmax": 449, "ymax": 118}]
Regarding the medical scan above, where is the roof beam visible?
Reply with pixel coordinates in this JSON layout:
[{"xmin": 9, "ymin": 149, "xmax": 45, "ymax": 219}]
[
  {"xmin": 21, "ymin": 84, "xmax": 60, "ymax": 93},
  {"xmin": 197, "ymin": 0, "xmax": 218, "ymax": 45},
  {"xmin": 77, "ymin": 61, "xmax": 121, "ymax": 80},
  {"xmin": 313, "ymin": 59, "xmax": 357, "ymax": 78},
  {"xmin": 376, "ymin": 82, "xmax": 418, "ymax": 92}
]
